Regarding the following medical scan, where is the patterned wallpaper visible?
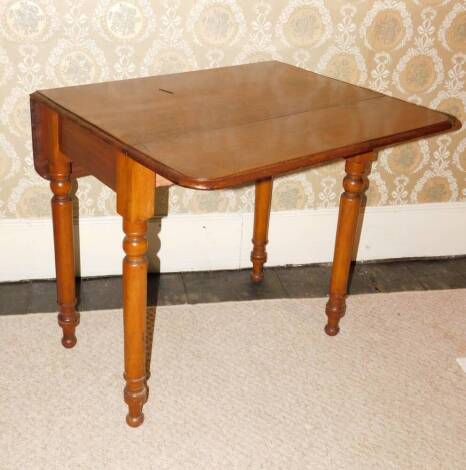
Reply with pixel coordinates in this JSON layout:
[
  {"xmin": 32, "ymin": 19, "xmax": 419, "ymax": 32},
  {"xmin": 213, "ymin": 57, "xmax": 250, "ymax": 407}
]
[{"xmin": 0, "ymin": 0, "xmax": 464, "ymax": 218}]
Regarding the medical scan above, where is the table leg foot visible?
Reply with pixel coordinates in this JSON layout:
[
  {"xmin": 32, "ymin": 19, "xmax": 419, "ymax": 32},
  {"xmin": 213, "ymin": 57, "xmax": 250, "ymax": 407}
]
[
  {"xmin": 58, "ymin": 308, "xmax": 80, "ymax": 348},
  {"xmin": 325, "ymin": 295, "xmax": 346, "ymax": 336},
  {"xmin": 324, "ymin": 325, "xmax": 339, "ymax": 336},
  {"xmin": 250, "ymin": 178, "xmax": 272, "ymax": 284},
  {"xmin": 126, "ymin": 414, "xmax": 144, "ymax": 428},
  {"xmin": 124, "ymin": 376, "xmax": 147, "ymax": 427}
]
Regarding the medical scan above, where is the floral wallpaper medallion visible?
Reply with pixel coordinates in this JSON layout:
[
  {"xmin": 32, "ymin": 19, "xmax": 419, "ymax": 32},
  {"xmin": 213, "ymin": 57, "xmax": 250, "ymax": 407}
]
[
  {"xmin": 0, "ymin": 0, "xmax": 59, "ymax": 43},
  {"xmin": 8, "ymin": 179, "xmax": 51, "ymax": 217},
  {"xmin": 276, "ymin": 0, "xmax": 332, "ymax": 49},
  {"xmin": 361, "ymin": 1, "xmax": 413, "ymax": 52},
  {"xmin": 439, "ymin": 3, "xmax": 466, "ymax": 52},
  {"xmin": 383, "ymin": 141, "xmax": 428, "ymax": 175},
  {"xmin": 0, "ymin": 0, "xmax": 464, "ymax": 219},
  {"xmin": 367, "ymin": 10, "xmax": 405, "ymax": 51},
  {"xmin": 188, "ymin": 0, "xmax": 246, "ymax": 46},
  {"xmin": 93, "ymin": 0, "xmax": 156, "ymax": 43}
]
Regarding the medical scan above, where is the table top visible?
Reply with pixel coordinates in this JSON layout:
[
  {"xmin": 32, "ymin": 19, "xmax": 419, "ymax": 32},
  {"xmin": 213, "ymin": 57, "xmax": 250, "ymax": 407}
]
[{"xmin": 34, "ymin": 61, "xmax": 459, "ymax": 190}]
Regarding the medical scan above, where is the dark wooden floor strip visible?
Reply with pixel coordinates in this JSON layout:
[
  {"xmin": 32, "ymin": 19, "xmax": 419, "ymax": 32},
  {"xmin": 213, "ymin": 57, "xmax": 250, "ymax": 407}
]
[{"xmin": 0, "ymin": 257, "xmax": 464, "ymax": 316}]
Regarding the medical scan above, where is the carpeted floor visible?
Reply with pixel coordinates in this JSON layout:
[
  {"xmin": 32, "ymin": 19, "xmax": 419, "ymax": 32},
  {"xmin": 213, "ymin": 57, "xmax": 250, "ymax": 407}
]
[{"xmin": 1, "ymin": 290, "xmax": 465, "ymax": 469}]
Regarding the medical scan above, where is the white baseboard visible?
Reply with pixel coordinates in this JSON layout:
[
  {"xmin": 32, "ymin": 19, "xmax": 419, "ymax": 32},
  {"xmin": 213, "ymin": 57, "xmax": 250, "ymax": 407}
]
[{"xmin": 1, "ymin": 202, "xmax": 465, "ymax": 282}]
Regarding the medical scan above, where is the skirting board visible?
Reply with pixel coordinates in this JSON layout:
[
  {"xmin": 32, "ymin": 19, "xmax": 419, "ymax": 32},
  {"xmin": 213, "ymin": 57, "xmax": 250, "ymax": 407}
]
[{"xmin": 0, "ymin": 202, "xmax": 465, "ymax": 282}]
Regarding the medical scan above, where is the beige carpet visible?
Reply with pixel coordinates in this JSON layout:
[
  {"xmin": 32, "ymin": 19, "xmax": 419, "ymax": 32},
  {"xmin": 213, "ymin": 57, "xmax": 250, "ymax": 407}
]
[{"xmin": 1, "ymin": 290, "xmax": 465, "ymax": 470}]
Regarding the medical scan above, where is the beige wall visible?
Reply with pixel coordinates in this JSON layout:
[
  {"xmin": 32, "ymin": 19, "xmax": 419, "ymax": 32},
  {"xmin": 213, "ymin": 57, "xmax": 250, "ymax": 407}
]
[{"xmin": 0, "ymin": 0, "xmax": 464, "ymax": 219}]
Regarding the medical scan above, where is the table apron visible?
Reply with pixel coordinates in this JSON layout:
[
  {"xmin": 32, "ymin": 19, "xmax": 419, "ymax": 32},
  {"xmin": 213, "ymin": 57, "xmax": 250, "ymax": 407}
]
[{"xmin": 60, "ymin": 115, "xmax": 118, "ymax": 191}]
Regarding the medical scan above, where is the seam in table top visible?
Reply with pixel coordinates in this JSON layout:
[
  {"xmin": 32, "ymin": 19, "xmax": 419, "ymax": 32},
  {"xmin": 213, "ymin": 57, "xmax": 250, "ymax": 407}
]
[{"xmin": 130, "ymin": 94, "xmax": 383, "ymax": 146}]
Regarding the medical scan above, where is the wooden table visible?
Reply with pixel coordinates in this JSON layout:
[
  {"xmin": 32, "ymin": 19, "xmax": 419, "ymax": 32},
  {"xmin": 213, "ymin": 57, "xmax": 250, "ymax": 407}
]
[{"xmin": 31, "ymin": 61, "xmax": 459, "ymax": 427}]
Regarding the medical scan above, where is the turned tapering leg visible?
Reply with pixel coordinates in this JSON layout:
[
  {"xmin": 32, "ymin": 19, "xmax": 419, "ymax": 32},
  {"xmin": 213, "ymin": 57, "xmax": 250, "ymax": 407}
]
[
  {"xmin": 325, "ymin": 152, "xmax": 375, "ymax": 336},
  {"xmin": 122, "ymin": 218, "xmax": 150, "ymax": 427},
  {"xmin": 251, "ymin": 178, "xmax": 273, "ymax": 283},
  {"xmin": 49, "ymin": 119, "xmax": 79, "ymax": 348},
  {"xmin": 117, "ymin": 152, "xmax": 155, "ymax": 427}
]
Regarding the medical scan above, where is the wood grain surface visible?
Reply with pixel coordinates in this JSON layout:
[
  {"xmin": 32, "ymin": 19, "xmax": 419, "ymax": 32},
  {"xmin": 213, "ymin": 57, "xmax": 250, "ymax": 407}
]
[{"xmin": 31, "ymin": 61, "xmax": 460, "ymax": 190}]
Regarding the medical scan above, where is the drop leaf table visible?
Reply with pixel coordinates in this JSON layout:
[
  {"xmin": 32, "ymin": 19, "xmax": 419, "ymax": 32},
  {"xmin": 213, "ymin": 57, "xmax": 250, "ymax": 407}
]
[{"xmin": 30, "ymin": 61, "xmax": 459, "ymax": 427}]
